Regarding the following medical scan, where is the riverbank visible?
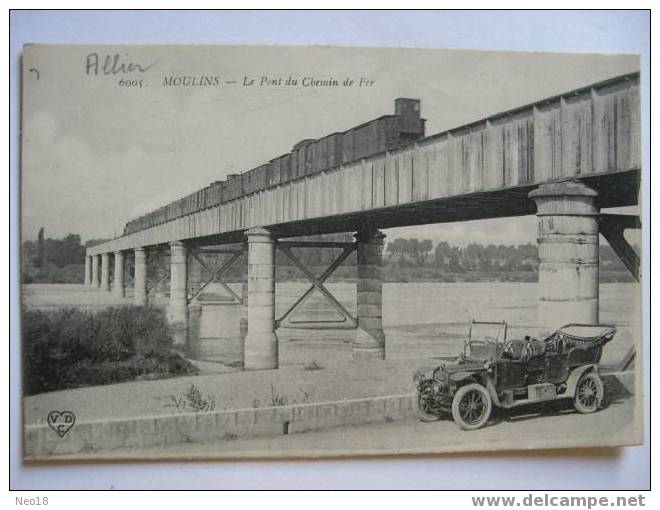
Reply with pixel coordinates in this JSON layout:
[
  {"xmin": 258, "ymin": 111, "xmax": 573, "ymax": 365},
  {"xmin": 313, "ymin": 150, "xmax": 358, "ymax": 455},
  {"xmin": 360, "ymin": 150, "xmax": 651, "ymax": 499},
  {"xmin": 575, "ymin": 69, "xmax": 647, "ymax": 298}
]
[{"xmin": 22, "ymin": 264, "xmax": 635, "ymax": 284}]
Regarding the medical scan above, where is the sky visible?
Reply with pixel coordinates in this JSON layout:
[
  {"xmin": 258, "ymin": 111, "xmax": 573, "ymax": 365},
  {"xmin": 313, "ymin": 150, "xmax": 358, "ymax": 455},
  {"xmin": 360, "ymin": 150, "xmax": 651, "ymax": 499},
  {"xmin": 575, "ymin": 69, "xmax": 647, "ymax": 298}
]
[{"xmin": 20, "ymin": 45, "xmax": 639, "ymax": 246}]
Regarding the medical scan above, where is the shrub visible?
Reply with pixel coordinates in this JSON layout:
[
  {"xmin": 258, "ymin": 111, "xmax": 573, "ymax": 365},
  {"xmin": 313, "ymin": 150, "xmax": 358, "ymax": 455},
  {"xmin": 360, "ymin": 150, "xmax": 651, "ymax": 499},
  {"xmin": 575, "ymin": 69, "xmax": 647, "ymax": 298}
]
[
  {"xmin": 22, "ymin": 306, "xmax": 196, "ymax": 395},
  {"xmin": 166, "ymin": 383, "xmax": 216, "ymax": 413}
]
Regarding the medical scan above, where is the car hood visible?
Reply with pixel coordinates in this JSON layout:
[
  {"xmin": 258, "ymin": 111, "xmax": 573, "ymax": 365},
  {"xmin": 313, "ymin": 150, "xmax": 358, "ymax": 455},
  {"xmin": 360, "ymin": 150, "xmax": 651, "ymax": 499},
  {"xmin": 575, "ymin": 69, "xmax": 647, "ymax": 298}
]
[
  {"xmin": 413, "ymin": 366, "xmax": 436, "ymax": 380},
  {"xmin": 415, "ymin": 357, "xmax": 486, "ymax": 380},
  {"xmin": 441, "ymin": 359, "xmax": 486, "ymax": 372}
]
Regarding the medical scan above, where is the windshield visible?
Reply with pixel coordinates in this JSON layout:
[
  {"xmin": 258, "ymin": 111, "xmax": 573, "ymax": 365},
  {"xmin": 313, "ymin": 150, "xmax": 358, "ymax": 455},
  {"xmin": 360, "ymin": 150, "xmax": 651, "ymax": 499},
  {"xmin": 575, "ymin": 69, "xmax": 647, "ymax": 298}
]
[
  {"xmin": 464, "ymin": 321, "xmax": 507, "ymax": 359},
  {"xmin": 468, "ymin": 321, "xmax": 508, "ymax": 344}
]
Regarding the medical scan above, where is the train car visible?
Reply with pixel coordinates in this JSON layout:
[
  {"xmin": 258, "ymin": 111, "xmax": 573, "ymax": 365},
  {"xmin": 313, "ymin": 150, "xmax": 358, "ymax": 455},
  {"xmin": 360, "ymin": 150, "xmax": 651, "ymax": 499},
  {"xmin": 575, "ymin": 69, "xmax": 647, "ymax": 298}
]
[
  {"xmin": 327, "ymin": 133, "xmax": 343, "ymax": 169},
  {"xmin": 242, "ymin": 168, "xmax": 256, "ymax": 195},
  {"xmin": 201, "ymin": 187, "xmax": 209, "ymax": 210},
  {"xmin": 342, "ymin": 129, "xmax": 355, "ymax": 164},
  {"xmin": 181, "ymin": 195, "xmax": 189, "ymax": 216},
  {"xmin": 204, "ymin": 186, "xmax": 211, "ymax": 208},
  {"xmin": 188, "ymin": 192, "xmax": 197, "ymax": 215},
  {"xmin": 311, "ymin": 136, "xmax": 328, "ymax": 175},
  {"xmin": 353, "ymin": 120, "xmax": 377, "ymax": 160},
  {"xmin": 243, "ymin": 163, "xmax": 269, "ymax": 195},
  {"xmin": 256, "ymin": 163, "xmax": 270, "ymax": 192},
  {"xmin": 269, "ymin": 154, "xmax": 290, "ymax": 188},
  {"xmin": 192, "ymin": 191, "xmax": 199, "ymax": 212},
  {"xmin": 269, "ymin": 157, "xmax": 281, "ymax": 188},
  {"xmin": 223, "ymin": 173, "xmax": 243, "ymax": 202},
  {"xmin": 304, "ymin": 141, "xmax": 316, "ymax": 176},
  {"xmin": 292, "ymin": 139, "xmax": 314, "ymax": 179},
  {"xmin": 188, "ymin": 193, "xmax": 195, "ymax": 215},
  {"xmin": 371, "ymin": 118, "xmax": 386, "ymax": 153},
  {"xmin": 208, "ymin": 180, "xmax": 224, "ymax": 207},
  {"xmin": 197, "ymin": 189, "xmax": 204, "ymax": 211},
  {"xmin": 381, "ymin": 116, "xmax": 401, "ymax": 150},
  {"xmin": 281, "ymin": 154, "xmax": 292, "ymax": 185},
  {"xmin": 297, "ymin": 144, "xmax": 307, "ymax": 178},
  {"xmin": 289, "ymin": 147, "xmax": 299, "ymax": 182}
]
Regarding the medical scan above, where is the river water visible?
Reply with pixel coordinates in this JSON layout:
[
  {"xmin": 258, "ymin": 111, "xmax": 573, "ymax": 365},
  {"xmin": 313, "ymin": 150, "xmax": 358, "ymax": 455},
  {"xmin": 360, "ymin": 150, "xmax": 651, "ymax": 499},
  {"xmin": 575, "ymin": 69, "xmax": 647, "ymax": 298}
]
[
  {"xmin": 22, "ymin": 281, "xmax": 641, "ymax": 367},
  {"xmin": 272, "ymin": 281, "xmax": 640, "ymax": 367}
]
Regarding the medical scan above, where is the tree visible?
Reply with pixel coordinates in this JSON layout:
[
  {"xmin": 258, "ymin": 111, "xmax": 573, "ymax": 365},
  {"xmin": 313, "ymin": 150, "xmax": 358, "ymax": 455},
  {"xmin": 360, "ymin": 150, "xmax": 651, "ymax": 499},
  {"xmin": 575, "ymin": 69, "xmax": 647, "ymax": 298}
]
[
  {"xmin": 434, "ymin": 241, "xmax": 452, "ymax": 268},
  {"xmin": 43, "ymin": 234, "xmax": 86, "ymax": 267},
  {"xmin": 418, "ymin": 239, "xmax": 433, "ymax": 265},
  {"xmin": 462, "ymin": 243, "xmax": 484, "ymax": 270},
  {"xmin": 386, "ymin": 238, "xmax": 407, "ymax": 258},
  {"xmin": 35, "ymin": 227, "xmax": 45, "ymax": 268}
]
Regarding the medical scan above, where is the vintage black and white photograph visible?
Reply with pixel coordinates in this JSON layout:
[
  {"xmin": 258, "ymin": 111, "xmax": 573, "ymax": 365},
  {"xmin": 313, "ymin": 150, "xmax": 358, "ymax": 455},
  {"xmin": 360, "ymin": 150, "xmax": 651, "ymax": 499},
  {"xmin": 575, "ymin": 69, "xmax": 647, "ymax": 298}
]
[{"xmin": 20, "ymin": 42, "xmax": 643, "ymax": 460}]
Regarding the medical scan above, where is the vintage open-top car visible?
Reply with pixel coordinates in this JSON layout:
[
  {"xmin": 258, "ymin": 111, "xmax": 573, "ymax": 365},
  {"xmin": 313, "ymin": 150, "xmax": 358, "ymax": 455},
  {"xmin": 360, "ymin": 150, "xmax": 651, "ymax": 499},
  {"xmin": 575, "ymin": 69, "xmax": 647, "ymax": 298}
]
[{"xmin": 413, "ymin": 320, "xmax": 617, "ymax": 430}]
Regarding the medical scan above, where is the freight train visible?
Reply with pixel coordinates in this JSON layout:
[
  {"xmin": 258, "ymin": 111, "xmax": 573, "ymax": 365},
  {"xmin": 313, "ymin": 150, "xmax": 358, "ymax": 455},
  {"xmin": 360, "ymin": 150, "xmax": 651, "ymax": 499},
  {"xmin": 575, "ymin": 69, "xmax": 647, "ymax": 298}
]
[{"xmin": 123, "ymin": 98, "xmax": 425, "ymax": 235}]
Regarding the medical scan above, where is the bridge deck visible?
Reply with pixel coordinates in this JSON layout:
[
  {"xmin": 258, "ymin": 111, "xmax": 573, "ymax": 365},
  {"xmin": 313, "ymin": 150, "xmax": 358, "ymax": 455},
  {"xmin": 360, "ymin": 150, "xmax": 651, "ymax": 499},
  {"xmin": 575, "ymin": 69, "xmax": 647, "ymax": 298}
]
[{"xmin": 88, "ymin": 72, "xmax": 640, "ymax": 255}]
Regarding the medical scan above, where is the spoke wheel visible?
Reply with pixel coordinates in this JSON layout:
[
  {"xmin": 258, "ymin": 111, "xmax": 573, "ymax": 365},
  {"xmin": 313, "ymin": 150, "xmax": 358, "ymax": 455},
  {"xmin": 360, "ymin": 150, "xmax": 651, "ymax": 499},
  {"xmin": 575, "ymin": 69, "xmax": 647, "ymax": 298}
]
[
  {"xmin": 451, "ymin": 383, "xmax": 492, "ymax": 431},
  {"xmin": 416, "ymin": 383, "xmax": 440, "ymax": 421},
  {"xmin": 574, "ymin": 372, "xmax": 604, "ymax": 414}
]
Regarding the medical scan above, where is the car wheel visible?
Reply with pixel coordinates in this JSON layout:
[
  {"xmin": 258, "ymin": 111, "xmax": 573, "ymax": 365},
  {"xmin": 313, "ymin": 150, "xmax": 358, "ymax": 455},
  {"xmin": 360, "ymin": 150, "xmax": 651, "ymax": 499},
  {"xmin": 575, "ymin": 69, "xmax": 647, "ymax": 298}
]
[
  {"xmin": 574, "ymin": 372, "xmax": 604, "ymax": 414},
  {"xmin": 416, "ymin": 382, "xmax": 440, "ymax": 421},
  {"xmin": 451, "ymin": 383, "xmax": 492, "ymax": 431}
]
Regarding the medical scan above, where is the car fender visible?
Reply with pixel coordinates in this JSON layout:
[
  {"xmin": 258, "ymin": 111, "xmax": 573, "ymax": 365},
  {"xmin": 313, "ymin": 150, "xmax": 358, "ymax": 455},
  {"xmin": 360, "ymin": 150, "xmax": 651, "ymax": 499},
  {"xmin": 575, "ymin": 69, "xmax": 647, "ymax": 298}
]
[
  {"xmin": 486, "ymin": 379, "xmax": 501, "ymax": 407},
  {"xmin": 566, "ymin": 364, "xmax": 599, "ymax": 397}
]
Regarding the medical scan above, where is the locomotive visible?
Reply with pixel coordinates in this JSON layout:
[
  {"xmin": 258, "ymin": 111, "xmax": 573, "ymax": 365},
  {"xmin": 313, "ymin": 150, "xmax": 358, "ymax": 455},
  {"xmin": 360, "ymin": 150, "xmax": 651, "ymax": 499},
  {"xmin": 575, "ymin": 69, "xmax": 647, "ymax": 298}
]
[{"xmin": 123, "ymin": 98, "xmax": 425, "ymax": 235}]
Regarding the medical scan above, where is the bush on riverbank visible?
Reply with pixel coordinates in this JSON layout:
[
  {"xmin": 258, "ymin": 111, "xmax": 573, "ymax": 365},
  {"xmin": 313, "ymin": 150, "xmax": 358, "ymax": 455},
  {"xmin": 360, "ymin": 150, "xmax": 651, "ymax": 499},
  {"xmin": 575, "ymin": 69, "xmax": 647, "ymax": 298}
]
[
  {"xmin": 21, "ymin": 263, "xmax": 85, "ymax": 284},
  {"xmin": 23, "ymin": 306, "xmax": 197, "ymax": 395}
]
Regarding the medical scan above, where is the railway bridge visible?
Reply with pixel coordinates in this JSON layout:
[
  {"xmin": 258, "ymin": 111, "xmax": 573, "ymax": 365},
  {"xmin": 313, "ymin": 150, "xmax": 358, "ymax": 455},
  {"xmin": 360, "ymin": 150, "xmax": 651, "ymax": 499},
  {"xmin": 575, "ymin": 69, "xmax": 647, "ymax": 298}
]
[{"xmin": 85, "ymin": 72, "xmax": 641, "ymax": 370}]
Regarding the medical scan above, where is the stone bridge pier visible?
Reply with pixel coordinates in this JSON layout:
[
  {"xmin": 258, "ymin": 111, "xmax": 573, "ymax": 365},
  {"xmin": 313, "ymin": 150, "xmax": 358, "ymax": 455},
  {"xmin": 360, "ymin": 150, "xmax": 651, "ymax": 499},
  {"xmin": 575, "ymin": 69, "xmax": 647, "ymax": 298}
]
[
  {"xmin": 91, "ymin": 254, "xmax": 100, "ymax": 288},
  {"xmin": 243, "ymin": 228, "xmax": 278, "ymax": 370},
  {"xmin": 84, "ymin": 255, "xmax": 92, "ymax": 286},
  {"xmin": 353, "ymin": 229, "xmax": 386, "ymax": 360},
  {"xmin": 100, "ymin": 253, "xmax": 111, "ymax": 292},
  {"xmin": 168, "ymin": 241, "xmax": 189, "ymax": 352},
  {"xmin": 113, "ymin": 250, "xmax": 125, "ymax": 298},
  {"xmin": 530, "ymin": 180, "xmax": 600, "ymax": 335}
]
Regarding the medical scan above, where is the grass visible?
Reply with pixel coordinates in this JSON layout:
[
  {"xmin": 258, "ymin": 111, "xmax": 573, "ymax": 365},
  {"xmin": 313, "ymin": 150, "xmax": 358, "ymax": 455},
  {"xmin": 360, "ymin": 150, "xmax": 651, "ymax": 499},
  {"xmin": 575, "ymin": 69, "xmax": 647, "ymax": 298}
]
[{"xmin": 250, "ymin": 385, "xmax": 314, "ymax": 409}]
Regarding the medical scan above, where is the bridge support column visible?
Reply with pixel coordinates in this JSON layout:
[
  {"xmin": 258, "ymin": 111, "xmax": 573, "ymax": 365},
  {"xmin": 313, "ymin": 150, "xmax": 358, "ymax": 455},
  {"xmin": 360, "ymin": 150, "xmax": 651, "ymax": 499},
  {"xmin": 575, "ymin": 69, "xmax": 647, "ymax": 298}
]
[
  {"xmin": 529, "ymin": 180, "xmax": 599, "ymax": 334},
  {"xmin": 187, "ymin": 303, "xmax": 203, "ymax": 359},
  {"xmin": 168, "ymin": 241, "xmax": 189, "ymax": 352},
  {"xmin": 244, "ymin": 228, "xmax": 278, "ymax": 370},
  {"xmin": 100, "ymin": 253, "xmax": 111, "ymax": 292},
  {"xmin": 113, "ymin": 251, "xmax": 125, "ymax": 298},
  {"xmin": 134, "ymin": 247, "xmax": 147, "ymax": 306},
  {"xmin": 353, "ymin": 229, "xmax": 386, "ymax": 360},
  {"xmin": 91, "ymin": 254, "xmax": 100, "ymax": 288},
  {"xmin": 84, "ymin": 255, "xmax": 91, "ymax": 286},
  {"xmin": 240, "ymin": 272, "xmax": 248, "ymax": 340}
]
